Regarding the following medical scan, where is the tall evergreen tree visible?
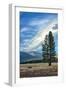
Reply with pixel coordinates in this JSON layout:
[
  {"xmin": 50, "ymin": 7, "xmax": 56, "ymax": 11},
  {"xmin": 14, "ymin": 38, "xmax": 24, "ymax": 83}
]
[
  {"xmin": 42, "ymin": 31, "xmax": 56, "ymax": 66},
  {"xmin": 48, "ymin": 31, "xmax": 56, "ymax": 66}
]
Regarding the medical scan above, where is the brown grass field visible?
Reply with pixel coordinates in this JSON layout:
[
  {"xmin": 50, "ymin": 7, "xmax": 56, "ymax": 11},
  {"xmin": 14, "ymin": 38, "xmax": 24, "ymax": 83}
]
[{"xmin": 20, "ymin": 63, "xmax": 58, "ymax": 78}]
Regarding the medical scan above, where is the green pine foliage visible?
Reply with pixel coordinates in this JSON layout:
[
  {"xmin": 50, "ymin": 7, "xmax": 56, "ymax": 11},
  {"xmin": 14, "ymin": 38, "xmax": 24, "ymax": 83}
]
[{"xmin": 42, "ymin": 31, "xmax": 56, "ymax": 66}]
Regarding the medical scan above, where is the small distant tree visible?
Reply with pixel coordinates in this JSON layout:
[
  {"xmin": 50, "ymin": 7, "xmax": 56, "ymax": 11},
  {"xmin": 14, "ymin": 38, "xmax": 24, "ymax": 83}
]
[{"xmin": 42, "ymin": 35, "xmax": 49, "ymax": 62}]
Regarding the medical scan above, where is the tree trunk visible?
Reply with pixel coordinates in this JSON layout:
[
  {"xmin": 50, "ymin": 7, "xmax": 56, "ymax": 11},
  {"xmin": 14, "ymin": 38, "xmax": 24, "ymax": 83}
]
[
  {"xmin": 49, "ymin": 59, "xmax": 51, "ymax": 66},
  {"xmin": 49, "ymin": 52, "xmax": 51, "ymax": 66}
]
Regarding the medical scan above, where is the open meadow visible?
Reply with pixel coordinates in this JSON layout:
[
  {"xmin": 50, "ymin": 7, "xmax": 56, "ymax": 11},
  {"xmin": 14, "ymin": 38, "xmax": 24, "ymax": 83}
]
[{"xmin": 20, "ymin": 63, "xmax": 58, "ymax": 78}]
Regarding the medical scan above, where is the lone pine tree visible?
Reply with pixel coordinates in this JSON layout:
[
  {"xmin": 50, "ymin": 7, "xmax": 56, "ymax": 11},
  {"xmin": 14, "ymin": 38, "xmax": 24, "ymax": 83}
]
[
  {"xmin": 48, "ymin": 31, "xmax": 56, "ymax": 66},
  {"xmin": 42, "ymin": 31, "xmax": 56, "ymax": 66}
]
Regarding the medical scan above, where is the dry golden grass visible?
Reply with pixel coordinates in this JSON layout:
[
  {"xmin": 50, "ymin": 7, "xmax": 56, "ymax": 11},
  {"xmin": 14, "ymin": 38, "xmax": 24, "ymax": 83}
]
[{"xmin": 20, "ymin": 63, "xmax": 58, "ymax": 78}]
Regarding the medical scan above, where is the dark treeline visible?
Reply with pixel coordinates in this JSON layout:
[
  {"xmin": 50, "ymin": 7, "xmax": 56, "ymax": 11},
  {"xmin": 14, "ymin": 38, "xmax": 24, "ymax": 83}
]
[{"xmin": 20, "ymin": 58, "xmax": 58, "ymax": 64}]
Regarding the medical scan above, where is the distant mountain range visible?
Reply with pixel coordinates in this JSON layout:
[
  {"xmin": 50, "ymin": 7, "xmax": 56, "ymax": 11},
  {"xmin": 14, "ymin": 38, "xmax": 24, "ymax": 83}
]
[{"xmin": 20, "ymin": 51, "xmax": 42, "ymax": 63}]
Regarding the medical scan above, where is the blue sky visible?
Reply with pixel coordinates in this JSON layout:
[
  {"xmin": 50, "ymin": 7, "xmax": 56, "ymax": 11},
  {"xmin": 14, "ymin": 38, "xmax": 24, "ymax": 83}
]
[{"xmin": 20, "ymin": 12, "xmax": 58, "ymax": 54}]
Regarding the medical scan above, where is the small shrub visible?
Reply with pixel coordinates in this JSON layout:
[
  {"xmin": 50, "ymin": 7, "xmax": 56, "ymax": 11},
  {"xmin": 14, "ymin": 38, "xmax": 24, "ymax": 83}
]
[{"xmin": 28, "ymin": 66, "xmax": 32, "ymax": 68}]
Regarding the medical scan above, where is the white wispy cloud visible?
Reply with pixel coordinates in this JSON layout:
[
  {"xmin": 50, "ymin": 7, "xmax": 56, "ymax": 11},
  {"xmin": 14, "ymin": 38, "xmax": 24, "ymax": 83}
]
[
  {"xmin": 20, "ymin": 14, "xmax": 58, "ymax": 52},
  {"xmin": 20, "ymin": 27, "xmax": 28, "ymax": 32},
  {"xmin": 20, "ymin": 18, "xmax": 50, "ymax": 34},
  {"xmin": 24, "ymin": 19, "xmax": 58, "ymax": 52},
  {"xmin": 29, "ymin": 18, "xmax": 49, "ymax": 26}
]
